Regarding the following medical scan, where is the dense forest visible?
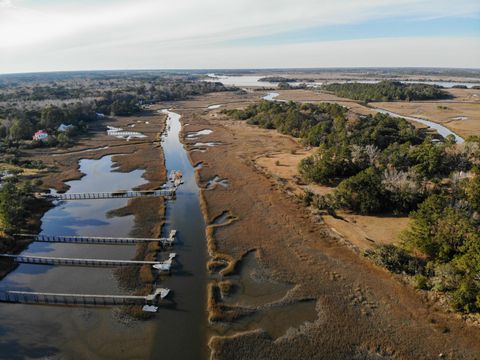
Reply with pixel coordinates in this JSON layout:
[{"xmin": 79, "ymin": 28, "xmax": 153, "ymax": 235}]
[
  {"xmin": 225, "ymin": 101, "xmax": 348, "ymax": 146},
  {"xmin": 322, "ymin": 81, "xmax": 452, "ymax": 102},
  {"xmin": 0, "ymin": 77, "xmax": 228, "ymax": 102},
  {"xmin": 227, "ymin": 100, "xmax": 480, "ymax": 314},
  {"xmin": 0, "ymin": 179, "xmax": 36, "ymax": 235},
  {"xmin": 0, "ymin": 178, "xmax": 51, "ymax": 266},
  {"xmin": 0, "ymin": 77, "xmax": 230, "ymax": 147},
  {"xmin": 258, "ymin": 76, "xmax": 298, "ymax": 83}
]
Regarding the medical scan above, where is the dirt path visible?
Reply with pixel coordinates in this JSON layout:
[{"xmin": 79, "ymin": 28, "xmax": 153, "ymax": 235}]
[{"xmin": 176, "ymin": 97, "xmax": 480, "ymax": 359}]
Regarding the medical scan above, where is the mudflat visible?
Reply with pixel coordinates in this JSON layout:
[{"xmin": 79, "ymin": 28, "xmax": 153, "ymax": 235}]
[
  {"xmin": 14, "ymin": 89, "xmax": 480, "ymax": 358},
  {"xmin": 176, "ymin": 92, "xmax": 480, "ymax": 359},
  {"xmin": 18, "ymin": 110, "xmax": 168, "ymax": 358},
  {"xmin": 27, "ymin": 110, "xmax": 167, "ymax": 191}
]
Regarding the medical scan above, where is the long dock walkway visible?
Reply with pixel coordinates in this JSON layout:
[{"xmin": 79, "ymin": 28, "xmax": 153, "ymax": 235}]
[
  {"xmin": 37, "ymin": 189, "xmax": 175, "ymax": 201},
  {"xmin": 0, "ymin": 288, "xmax": 170, "ymax": 306},
  {"xmin": 15, "ymin": 231, "xmax": 176, "ymax": 246},
  {"xmin": 0, "ymin": 254, "xmax": 162, "ymax": 267}
]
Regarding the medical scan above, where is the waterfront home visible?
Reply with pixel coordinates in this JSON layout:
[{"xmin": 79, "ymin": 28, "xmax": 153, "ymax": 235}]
[{"xmin": 33, "ymin": 130, "xmax": 49, "ymax": 141}]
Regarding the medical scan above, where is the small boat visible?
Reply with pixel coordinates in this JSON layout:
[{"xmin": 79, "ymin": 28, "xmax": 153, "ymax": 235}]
[
  {"xmin": 153, "ymin": 262, "xmax": 172, "ymax": 272},
  {"xmin": 142, "ymin": 305, "xmax": 158, "ymax": 313}
]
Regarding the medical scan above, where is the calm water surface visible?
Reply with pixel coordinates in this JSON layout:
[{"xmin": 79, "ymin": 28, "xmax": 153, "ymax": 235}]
[
  {"xmin": 0, "ymin": 109, "xmax": 208, "ymax": 359},
  {"xmin": 0, "ymin": 155, "xmax": 149, "ymax": 358},
  {"xmin": 208, "ymin": 74, "xmax": 480, "ymax": 89},
  {"xmin": 151, "ymin": 110, "xmax": 207, "ymax": 359}
]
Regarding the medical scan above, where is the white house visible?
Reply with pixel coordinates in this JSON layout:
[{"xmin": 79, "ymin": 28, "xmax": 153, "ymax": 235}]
[{"xmin": 57, "ymin": 123, "xmax": 74, "ymax": 132}]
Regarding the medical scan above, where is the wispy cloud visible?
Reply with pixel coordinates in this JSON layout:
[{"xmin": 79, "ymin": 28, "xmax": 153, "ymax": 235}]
[{"xmin": 1, "ymin": 0, "xmax": 479, "ymax": 72}]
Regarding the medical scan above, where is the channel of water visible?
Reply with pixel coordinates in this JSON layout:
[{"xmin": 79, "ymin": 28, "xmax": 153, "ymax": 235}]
[
  {"xmin": 0, "ymin": 109, "xmax": 208, "ymax": 359},
  {"xmin": 262, "ymin": 91, "xmax": 464, "ymax": 144},
  {"xmin": 374, "ymin": 108, "xmax": 464, "ymax": 143},
  {"xmin": 207, "ymin": 73, "xmax": 480, "ymax": 89},
  {"xmin": 150, "ymin": 110, "xmax": 207, "ymax": 359}
]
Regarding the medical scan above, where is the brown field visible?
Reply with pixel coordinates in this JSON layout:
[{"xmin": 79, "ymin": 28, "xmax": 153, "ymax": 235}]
[
  {"xmin": 373, "ymin": 99, "xmax": 480, "ymax": 138},
  {"xmin": 256, "ymin": 149, "xmax": 409, "ymax": 251},
  {"xmin": 174, "ymin": 92, "xmax": 480, "ymax": 359},
  {"xmin": 276, "ymin": 89, "xmax": 376, "ymax": 116},
  {"xmin": 446, "ymin": 88, "xmax": 480, "ymax": 103},
  {"xmin": 275, "ymin": 88, "xmax": 480, "ymax": 139},
  {"xmin": 12, "ymin": 88, "xmax": 480, "ymax": 359},
  {"xmin": 24, "ymin": 110, "xmax": 167, "ymax": 191}
]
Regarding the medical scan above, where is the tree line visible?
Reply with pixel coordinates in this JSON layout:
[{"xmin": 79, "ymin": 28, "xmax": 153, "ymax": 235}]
[
  {"xmin": 227, "ymin": 100, "xmax": 480, "ymax": 314},
  {"xmin": 322, "ymin": 81, "xmax": 452, "ymax": 102},
  {"xmin": 0, "ymin": 78, "xmax": 231, "ymax": 147}
]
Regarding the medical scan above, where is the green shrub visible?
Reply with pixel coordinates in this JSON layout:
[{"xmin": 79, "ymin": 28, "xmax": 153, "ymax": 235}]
[
  {"xmin": 449, "ymin": 279, "xmax": 480, "ymax": 313},
  {"xmin": 334, "ymin": 167, "xmax": 384, "ymax": 214},
  {"xmin": 365, "ymin": 244, "xmax": 424, "ymax": 275},
  {"xmin": 413, "ymin": 274, "xmax": 430, "ymax": 290},
  {"xmin": 302, "ymin": 191, "xmax": 314, "ymax": 206}
]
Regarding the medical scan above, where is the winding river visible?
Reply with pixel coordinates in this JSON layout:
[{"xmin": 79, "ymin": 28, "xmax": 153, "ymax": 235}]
[
  {"xmin": 207, "ymin": 74, "xmax": 480, "ymax": 89},
  {"xmin": 374, "ymin": 108, "xmax": 464, "ymax": 144},
  {"xmin": 262, "ymin": 91, "xmax": 464, "ymax": 144}
]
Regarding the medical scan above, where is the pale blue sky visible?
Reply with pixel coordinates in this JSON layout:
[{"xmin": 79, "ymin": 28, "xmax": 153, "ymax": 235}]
[
  {"xmin": 232, "ymin": 17, "xmax": 480, "ymax": 46},
  {"xmin": 0, "ymin": 0, "xmax": 479, "ymax": 73}
]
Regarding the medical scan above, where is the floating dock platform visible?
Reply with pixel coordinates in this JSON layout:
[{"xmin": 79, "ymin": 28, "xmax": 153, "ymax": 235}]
[
  {"xmin": 0, "ymin": 288, "xmax": 170, "ymax": 306},
  {"xmin": 0, "ymin": 254, "xmax": 164, "ymax": 267},
  {"xmin": 37, "ymin": 189, "xmax": 176, "ymax": 201},
  {"xmin": 14, "ymin": 232, "xmax": 176, "ymax": 246}
]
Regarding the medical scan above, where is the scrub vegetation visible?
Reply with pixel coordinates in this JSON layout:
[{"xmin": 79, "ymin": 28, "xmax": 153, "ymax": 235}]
[
  {"xmin": 228, "ymin": 100, "xmax": 480, "ymax": 314},
  {"xmin": 0, "ymin": 178, "xmax": 50, "ymax": 278},
  {"xmin": 0, "ymin": 178, "xmax": 36, "ymax": 235}
]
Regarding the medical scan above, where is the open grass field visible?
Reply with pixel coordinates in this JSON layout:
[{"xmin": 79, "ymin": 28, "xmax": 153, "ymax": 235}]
[{"xmin": 373, "ymin": 100, "xmax": 480, "ymax": 138}]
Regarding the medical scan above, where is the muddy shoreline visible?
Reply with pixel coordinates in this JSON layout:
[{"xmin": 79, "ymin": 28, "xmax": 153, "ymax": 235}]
[
  {"xmin": 0, "ymin": 198, "xmax": 53, "ymax": 281},
  {"xmin": 0, "ymin": 110, "xmax": 169, "ymax": 276},
  {"xmin": 24, "ymin": 110, "xmax": 167, "ymax": 192},
  {"xmin": 4, "ymin": 89, "xmax": 479, "ymax": 358},
  {"xmin": 0, "ymin": 109, "xmax": 169, "ymax": 358},
  {"xmin": 174, "ymin": 92, "xmax": 480, "ymax": 359}
]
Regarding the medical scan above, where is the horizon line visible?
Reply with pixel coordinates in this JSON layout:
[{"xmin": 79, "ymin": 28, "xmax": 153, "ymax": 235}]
[{"xmin": 1, "ymin": 66, "xmax": 480, "ymax": 77}]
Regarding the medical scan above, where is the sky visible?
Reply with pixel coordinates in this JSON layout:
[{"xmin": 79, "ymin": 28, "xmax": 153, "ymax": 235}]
[{"xmin": 0, "ymin": 0, "xmax": 479, "ymax": 73}]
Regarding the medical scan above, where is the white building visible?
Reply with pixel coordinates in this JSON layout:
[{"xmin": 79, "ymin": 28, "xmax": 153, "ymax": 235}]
[{"xmin": 57, "ymin": 124, "xmax": 74, "ymax": 132}]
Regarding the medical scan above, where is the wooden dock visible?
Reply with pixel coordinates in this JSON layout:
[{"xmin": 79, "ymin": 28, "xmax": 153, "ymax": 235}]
[
  {"xmin": 0, "ymin": 254, "xmax": 163, "ymax": 267},
  {"xmin": 0, "ymin": 288, "xmax": 170, "ymax": 306},
  {"xmin": 37, "ymin": 189, "xmax": 175, "ymax": 201},
  {"xmin": 15, "ymin": 232, "xmax": 176, "ymax": 246}
]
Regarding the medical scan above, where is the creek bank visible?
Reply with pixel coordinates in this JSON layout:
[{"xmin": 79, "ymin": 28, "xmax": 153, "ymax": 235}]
[
  {"xmin": 178, "ymin": 93, "xmax": 480, "ymax": 359},
  {"xmin": 374, "ymin": 107, "xmax": 465, "ymax": 143},
  {"xmin": 0, "ymin": 197, "xmax": 53, "ymax": 280}
]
